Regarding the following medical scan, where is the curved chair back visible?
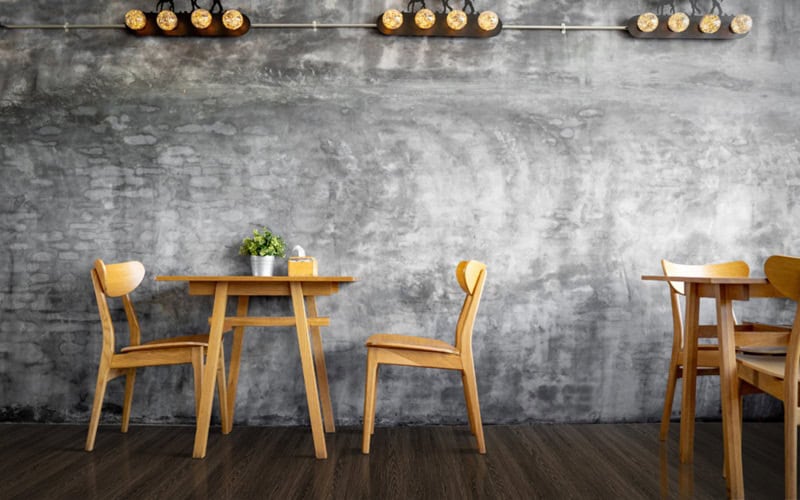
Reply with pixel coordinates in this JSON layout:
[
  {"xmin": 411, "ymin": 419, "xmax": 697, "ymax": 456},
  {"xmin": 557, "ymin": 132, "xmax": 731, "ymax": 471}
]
[
  {"xmin": 765, "ymin": 255, "xmax": 800, "ymax": 302},
  {"xmin": 94, "ymin": 259, "xmax": 145, "ymax": 297},
  {"xmin": 765, "ymin": 255, "xmax": 800, "ymax": 390},
  {"xmin": 765, "ymin": 256, "xmax": 800, "ymax": 500},
  {"xmin": 91, "ymin": 259, "xmax": 145, "ymax": 353},
  {"xmin": 454, "ymin": 260, "xmax": 487, "ymax": 353}
]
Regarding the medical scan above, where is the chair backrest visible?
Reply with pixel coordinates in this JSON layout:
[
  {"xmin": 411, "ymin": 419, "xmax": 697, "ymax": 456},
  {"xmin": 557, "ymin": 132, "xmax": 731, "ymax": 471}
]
[
  {"xmin": 454, "ymin": 260, "xmax": 487, "ymax": 354},
  {"xmin": 765, "ymin": 256, "xmax": 800, "ymax": 302},
  {"xmin": 91, "ymin": 259, "xmax": 145, "ymax": 353},
  {"xmin": 661, "ymin": 260, "xmax": 750, "ymax": 348},
  {"xmin": 764, "ymin": 255, "xmax": 800, "ymax": 396}
]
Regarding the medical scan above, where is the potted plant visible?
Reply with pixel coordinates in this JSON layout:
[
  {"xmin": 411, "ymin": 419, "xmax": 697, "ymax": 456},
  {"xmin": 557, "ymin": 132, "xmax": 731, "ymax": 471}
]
[{"xmin": 239, "ymin": 227, "xmax": 286, "ymax": 276}]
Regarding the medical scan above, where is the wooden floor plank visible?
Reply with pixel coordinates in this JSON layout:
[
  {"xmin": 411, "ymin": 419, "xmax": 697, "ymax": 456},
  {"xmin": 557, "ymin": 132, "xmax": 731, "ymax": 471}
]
[{"xmin": 0, "ymin": 422, "xmax": 788, "ymax": 499}]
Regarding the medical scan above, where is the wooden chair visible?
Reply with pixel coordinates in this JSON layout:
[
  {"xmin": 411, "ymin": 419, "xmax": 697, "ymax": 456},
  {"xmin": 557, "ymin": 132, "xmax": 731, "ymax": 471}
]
[
  {"xmin": 737, "ymin": 255, "xmax": 800, "ymax": 499},
  {"xmin": 362, "ymin": 260, "xmax": 487, "ymax": 454},
  {"xmin": 659, "ymin": 260, "xmax": 788, "ymax": 441},
  {"xmin": 86, "ymin": 259, "xmax": 229, "ymax": 452}
]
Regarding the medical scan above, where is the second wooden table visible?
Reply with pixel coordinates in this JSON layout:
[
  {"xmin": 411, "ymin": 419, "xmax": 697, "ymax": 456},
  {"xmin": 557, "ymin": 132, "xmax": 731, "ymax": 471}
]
[{"xmin": 642, "ymin": 274, "xmax": 784, "ymax": 498}]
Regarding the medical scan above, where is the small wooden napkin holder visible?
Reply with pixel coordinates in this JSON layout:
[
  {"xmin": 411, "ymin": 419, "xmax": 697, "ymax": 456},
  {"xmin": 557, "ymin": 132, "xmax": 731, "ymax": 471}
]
[{"xmin": 288, "ymin": 256, "xmax": 318, "ymax": 276}]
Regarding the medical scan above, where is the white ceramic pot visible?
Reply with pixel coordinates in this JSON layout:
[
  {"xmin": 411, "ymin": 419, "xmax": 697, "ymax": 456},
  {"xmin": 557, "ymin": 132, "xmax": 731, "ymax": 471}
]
[{"xmin": 250, "ymin": 255, "xmax": 275, "ymax": 276}]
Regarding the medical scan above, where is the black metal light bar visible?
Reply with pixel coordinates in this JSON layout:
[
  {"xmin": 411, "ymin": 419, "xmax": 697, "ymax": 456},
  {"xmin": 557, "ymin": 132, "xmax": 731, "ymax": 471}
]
[
  {"xmin": 124, "ymin": 1, "xmax": 250, "ymax": 37},
  {"xmin": 626, "ymin": 13, "xmax": 751, "ymax": 40},
  {"xmin": 377, "ymin": 1, "xmax": 502, "ymax": 38},
  {"xmin": 126, "ymin": 11, "xmax": 250, "ymax": 37},
  {"xmin": 377, "ymin": 11, "xmax": 501, "ymax": 38}
]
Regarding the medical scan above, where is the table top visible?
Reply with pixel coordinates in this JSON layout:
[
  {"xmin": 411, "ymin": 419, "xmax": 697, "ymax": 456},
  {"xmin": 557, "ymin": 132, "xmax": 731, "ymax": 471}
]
[
  {"xmin": 156, "ymin": 275, "xmax": 357, "ymax": 283},
  {"xmin": 641, "ymin": 275, "xmax": 769, "ymax": 284}
]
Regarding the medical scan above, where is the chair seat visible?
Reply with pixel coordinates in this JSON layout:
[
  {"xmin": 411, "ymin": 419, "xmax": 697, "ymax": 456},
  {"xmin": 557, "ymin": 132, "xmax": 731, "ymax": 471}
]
[
  {"xmin": 737, "ymin": 354, "xmax": 787, "ymax": 380},
  {"xmin": 121, "ymin": 334, "xmax": 210, "ymax": 353},
  {"xmin": 365, "ymin": 334, "xmax": 459, "ymax": 355}
]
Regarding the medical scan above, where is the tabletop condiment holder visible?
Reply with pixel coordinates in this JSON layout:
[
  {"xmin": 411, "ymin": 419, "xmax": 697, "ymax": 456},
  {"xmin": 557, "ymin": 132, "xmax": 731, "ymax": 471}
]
[{"xmin": 288, "ymin": 245, "xmax": 318, "ymax": 277}]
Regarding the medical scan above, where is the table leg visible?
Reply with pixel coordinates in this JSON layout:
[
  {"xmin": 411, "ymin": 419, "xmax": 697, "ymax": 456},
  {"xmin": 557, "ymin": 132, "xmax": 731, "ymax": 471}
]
[
  {"xmin": 193, "ymin": 281, "xmax": 229, "ymax": 459},
  {"xmin": 716, "ymin": 285, "xmax": 744, "ymax": 498},
  {"xmin": 290, "ymin": 282, "xmax": 327, "ymax": 459},
  {"xmin": 679, "ymin": 282, "xmax": 700, "ymax": 463},
  {"xmin": 307, "ymin": 296, "xmax": 335, "ymax": 433},
  {"xmin": 224, "ymin": 295, "xmax": 250, "ymax": 434}
]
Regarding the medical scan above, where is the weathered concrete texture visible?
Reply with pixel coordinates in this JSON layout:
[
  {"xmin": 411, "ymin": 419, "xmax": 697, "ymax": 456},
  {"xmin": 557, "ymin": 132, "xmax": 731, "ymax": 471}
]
[{"xmin": 1, "ymin": 0, "xmax": 799, "ymax": 426}]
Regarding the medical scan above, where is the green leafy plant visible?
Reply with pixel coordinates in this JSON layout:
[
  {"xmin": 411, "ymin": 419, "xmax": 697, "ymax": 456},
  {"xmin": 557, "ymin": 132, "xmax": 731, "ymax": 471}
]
[{"xmin": 239, "ymin": 227, "xmax": 286, "ymax": 257}]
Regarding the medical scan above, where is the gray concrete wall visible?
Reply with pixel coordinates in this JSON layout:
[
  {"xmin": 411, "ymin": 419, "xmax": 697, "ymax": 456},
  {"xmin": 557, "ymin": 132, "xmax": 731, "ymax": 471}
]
[{"xmin": 1, "ymin": 0, "xmax": 798, "ymax": 427}]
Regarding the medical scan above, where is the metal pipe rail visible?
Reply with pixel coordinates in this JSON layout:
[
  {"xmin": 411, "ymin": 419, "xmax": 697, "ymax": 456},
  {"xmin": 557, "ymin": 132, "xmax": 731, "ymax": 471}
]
[{"xmin": 0, "ymin": 21, "xmax": 628, "ymax": 32}]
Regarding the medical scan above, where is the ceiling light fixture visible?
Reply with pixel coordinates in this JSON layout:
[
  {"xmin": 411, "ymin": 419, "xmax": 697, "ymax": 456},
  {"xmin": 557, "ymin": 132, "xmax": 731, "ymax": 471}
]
[
  {"xmin": 378, "ymin": 0, "xmax": 502, "ymax": 38},
  {"xmin": 627, "ymin": 12, "xmax": 752, "ymax": 39},
  {"xmin": 124, "ymin": 0, "xmax": 250, "ymax": 37},
  {"xmin": 9, "ymin": 4, "xmax": 747, "ymax": 42}
]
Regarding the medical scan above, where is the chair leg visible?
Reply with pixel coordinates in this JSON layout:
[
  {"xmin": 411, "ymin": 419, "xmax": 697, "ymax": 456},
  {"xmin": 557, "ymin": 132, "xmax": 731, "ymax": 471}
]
[
  {"xmin": 462, "ymin": 372, "xmax": 477, "ymax": 436},
  {"xmin": 85, "ymin": 360, "xmax": 111, "ymax": 451},
  {"xmin": 463, "ymin": 360, "xmax": 486, "ymax": 454},
  {"xmin": 216, "ymin": 346, "xmax": 230, "ymax": 434},
  {"xmin": 786, "ymin": 405, "xmax": 797, "ymax": 500},
  {"xmin": 362, "ymin": 349, "xmax": 379, "ymax": 454},
  {"xmin": 660, "ymin": 361, "xmax": 680, "ymax": 441},
  {"xmin": 121, "ymin": 368, "xmax": 137, "ymax": 433},
  {"xmin": 192, "ymin": 347, "xmax": 204, "ymax": 417},
  {"xmin": 370, "ymin": 364, "xmax": 380, "ymax": 436}
]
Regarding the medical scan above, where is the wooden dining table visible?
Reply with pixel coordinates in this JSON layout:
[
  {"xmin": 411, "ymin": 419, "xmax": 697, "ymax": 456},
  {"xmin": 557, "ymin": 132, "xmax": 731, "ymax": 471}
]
[
  {"xmin": 642, "ymin": 274, "xmax": 785, "ymax": 498},
  {"xmin": 156, "ymin": 274, "xmax": 356, "ymax": 460}
]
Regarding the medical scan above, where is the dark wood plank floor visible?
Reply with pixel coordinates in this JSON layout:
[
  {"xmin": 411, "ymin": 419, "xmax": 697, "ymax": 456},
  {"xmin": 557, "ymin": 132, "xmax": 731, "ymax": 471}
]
[{"xmin": 0, "ymin": 422, "xmax": 789, "ymax": 499}]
